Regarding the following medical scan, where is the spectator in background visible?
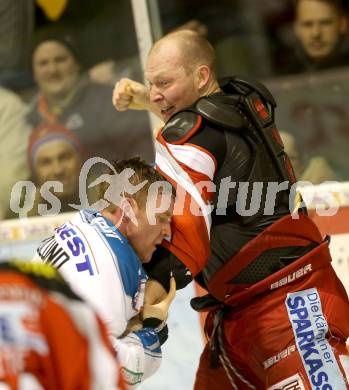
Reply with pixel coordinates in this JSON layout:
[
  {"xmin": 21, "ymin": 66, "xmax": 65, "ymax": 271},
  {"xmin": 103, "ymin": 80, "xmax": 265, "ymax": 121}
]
[
  {"xmin": 28, "ymin": 123, "xmax": 88, "ymax": 215},
  {"xmin": 6, "ymin": 123, "xmax": 92, "ymax": 219},
  {"xmin": 0, "ymin": 88, "xmax": 31, "ymax": 220},
  {"xmin": 280, "ymin": 130, "xmax": 336, "ymax": 184},
  {"xmin": 28, "ymin": 29, "xmax": 154, "ymax": 163},
  {"xmin": 277, "ymin": 0, "xmax": 349, "ymax": 75}
]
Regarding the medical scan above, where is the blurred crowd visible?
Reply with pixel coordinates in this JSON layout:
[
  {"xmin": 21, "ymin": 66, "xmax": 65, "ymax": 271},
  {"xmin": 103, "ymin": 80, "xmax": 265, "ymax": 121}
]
[{"xmin": 1, "ymin": 0, "xmax": 349, "ymax": 220}]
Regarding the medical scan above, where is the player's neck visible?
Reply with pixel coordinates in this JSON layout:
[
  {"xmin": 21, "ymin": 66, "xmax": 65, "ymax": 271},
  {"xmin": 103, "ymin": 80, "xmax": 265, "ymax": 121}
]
[
  {"xmin": 201, "ymin": 79, "xmax": 221, "ymax": 97},
  {"xmin": 101, "ymin": 209, "xmax": 127, "ymax": 237}
]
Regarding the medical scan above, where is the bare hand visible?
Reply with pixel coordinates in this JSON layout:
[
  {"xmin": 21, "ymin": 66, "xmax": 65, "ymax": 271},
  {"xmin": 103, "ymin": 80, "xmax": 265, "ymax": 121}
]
[
  {"xmin": 142, "ymin": 277, "xmax": 176, "ymax": 321},
  {"xmin": 144, "ymin": 278, "xmax": 167, "ymax": 305},
  {"xmin": 112, "ymin": 77, "xmax": 150, "ymax": 112}
]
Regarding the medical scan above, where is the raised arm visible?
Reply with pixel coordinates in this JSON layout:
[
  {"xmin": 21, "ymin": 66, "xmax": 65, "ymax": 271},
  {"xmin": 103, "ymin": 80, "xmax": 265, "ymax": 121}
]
[{"xmin": 112, "ymin": 77, "xmax": 162, "ymax": 119}]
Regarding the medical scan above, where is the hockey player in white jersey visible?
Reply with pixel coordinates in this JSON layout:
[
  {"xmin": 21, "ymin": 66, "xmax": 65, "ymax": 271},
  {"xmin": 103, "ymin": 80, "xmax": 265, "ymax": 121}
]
[{"xmin": 34, "ymin": 157, "xmax": 176, "ymax": 387}]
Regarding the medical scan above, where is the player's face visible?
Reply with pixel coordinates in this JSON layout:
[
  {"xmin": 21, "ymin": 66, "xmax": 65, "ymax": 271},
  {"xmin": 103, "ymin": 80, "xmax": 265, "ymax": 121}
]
[
  {"xmin": 128, "ymin": 191, "xmax": 174, "ymax": 263},
  {"xmin": 34, "ymin": 140, "xmax": 82, "ymax": 198},
  {"xmin": 294, "ymin": 0, "xmax": 347, "ymax": 59},
  {"xmin": 145, "ymin": 44, "xmax": 201, "ymax": 122},
  {"xmin": 33, "ymin": 41, "xmax": 80, "ymax": 99}
]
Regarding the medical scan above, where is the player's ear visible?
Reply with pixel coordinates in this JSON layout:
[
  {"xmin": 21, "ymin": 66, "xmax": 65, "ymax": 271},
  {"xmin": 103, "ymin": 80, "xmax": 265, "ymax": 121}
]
[
  {"xmin": 196, "ymin": 65, "xmax": 210, "ymax": 91},
  {"xmin": 122, "ymin": 197, "xmax": 140, "ymax": 224}
]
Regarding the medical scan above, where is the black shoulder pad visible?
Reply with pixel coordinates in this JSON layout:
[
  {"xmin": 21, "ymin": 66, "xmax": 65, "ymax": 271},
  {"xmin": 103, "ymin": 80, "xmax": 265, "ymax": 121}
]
[
  {"xmin": 195, "ymin": 94, "xmax": 245, "ymax": 131},
  {"xmin": 220, "ymin": 76, "xmax": 277, "ymax": 108},
  {"xmin": 162, "ymin": 111, "xmax": 202, "ymax": 143}
]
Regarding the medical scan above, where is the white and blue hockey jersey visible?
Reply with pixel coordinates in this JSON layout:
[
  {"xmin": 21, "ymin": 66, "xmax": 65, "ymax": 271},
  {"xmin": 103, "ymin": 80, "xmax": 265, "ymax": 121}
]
[{"xmin": 34, "ymin": 209, "xmax": 162, "ymax": 386}]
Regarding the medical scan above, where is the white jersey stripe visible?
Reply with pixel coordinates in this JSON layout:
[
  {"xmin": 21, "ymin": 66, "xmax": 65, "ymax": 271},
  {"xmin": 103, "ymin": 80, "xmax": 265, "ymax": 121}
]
[
  {"xmin": 166, "ymin": 143, "xmax": 216, "ymax": 180},
  {"xmin": 155, "ymin": 140, "xmax": 211, "ymax": 238}
]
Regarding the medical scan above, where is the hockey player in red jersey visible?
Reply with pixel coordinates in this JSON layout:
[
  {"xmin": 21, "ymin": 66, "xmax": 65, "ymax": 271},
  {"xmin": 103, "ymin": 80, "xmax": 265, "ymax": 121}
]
[
  {"xmin": 0, "ymin": 259, "xmax": 125, "ymax": 390},
  {"xmin": 113, "ymin": 30, "xmax": 349, "ymax": 389}
]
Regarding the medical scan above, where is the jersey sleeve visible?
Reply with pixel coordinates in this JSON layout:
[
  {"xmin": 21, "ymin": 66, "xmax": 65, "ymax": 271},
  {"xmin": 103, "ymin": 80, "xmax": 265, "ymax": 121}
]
[
  {"xmin": 112, "ymin": 328, "xmax": 161, "ymax": 386},
  {"xmin": 155, "ymin": 119, "xmax": 226, "ymax": 276}
]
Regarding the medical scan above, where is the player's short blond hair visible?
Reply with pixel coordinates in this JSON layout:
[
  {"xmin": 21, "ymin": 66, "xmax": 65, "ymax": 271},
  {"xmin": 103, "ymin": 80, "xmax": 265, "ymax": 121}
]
[{"xmin": 99, "ymin": 157, "xmax": 173, "ymax": 212}]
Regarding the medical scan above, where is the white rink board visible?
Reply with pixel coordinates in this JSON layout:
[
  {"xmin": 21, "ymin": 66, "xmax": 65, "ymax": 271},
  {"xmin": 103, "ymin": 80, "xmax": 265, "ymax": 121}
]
[{"xmin": 330, "ymin": 234, "xmax": 349, "ymax": 297}]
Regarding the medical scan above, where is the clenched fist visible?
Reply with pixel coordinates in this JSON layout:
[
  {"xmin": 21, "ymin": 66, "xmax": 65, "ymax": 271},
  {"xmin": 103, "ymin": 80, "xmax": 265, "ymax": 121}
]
[{"xmin": 112, "ymin": 78, "xmax": 150, "ymax": 112}]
